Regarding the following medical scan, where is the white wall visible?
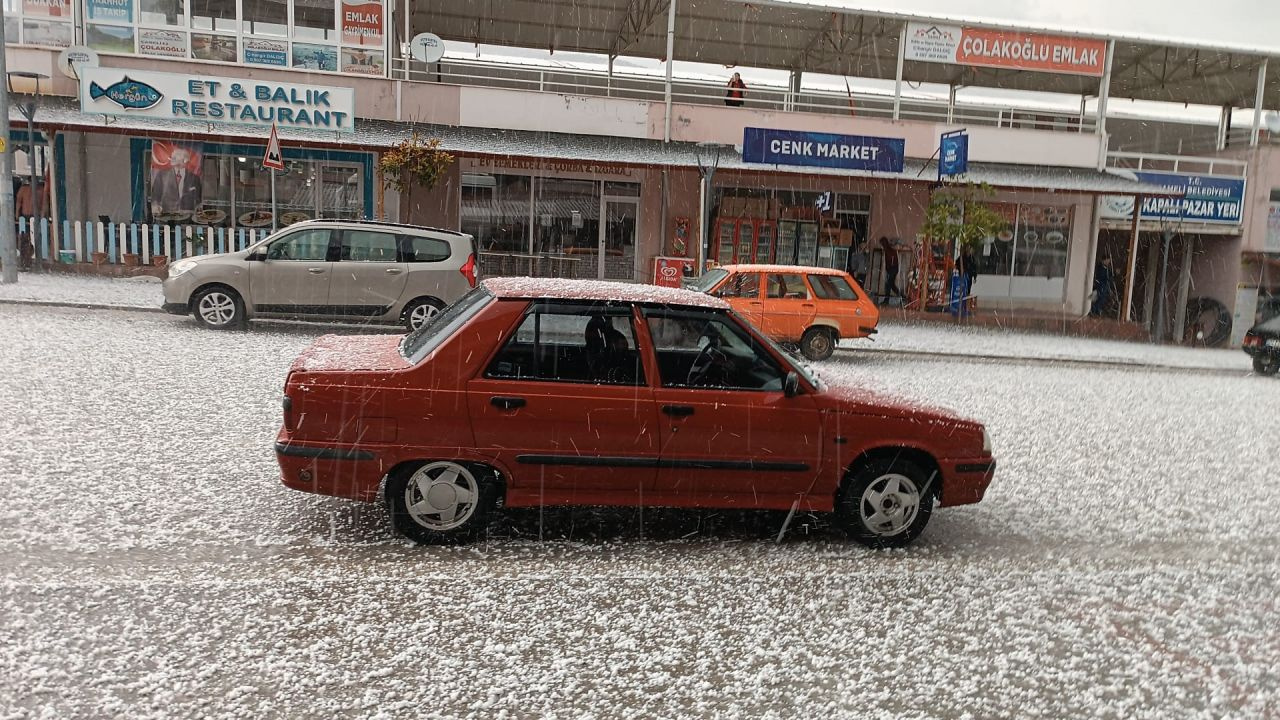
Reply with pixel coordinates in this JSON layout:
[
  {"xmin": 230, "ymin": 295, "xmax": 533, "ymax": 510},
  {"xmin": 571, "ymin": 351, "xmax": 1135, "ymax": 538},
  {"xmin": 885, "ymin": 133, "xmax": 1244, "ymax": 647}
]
[
  {"xmin": 458, "ymin": 87, "xmax": 651, "ymax": 139},
  {"xmin": 62, "ymin": 132, "xmax": 135, "ymax": 223}
]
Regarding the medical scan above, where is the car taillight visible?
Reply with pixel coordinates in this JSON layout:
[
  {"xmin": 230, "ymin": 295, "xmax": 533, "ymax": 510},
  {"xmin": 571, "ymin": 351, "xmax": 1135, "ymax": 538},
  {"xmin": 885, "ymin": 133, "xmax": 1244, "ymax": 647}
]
[
  {"xmin": 1244, "ymin": 335, "xmax": 1261, "ymax": 347},
  {"xmin": 460, "ymin": 253, "xmax": 477, "ymax": 288},
  {"xmin": 283, "ymin": 394, "xmax": 295, "ymax": 431}
]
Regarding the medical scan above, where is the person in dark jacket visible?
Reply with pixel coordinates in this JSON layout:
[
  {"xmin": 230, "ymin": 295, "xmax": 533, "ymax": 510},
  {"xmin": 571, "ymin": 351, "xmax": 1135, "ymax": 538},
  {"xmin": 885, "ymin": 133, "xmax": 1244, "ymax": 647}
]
[
  {"xmin": 724, "ymin": 73, "xmax": 746, "ymax": 107},
  {"xmin": 879, "ymin": 236, "xmax": 901, "ymax": 303}
]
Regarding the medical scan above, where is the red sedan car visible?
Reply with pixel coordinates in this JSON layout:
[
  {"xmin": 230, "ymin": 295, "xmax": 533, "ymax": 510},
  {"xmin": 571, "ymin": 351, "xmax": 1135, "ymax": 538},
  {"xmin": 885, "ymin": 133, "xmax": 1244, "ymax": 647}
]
[{"xmin": 275, "ymin": 278, "xmax": 995, "ymax": 547}]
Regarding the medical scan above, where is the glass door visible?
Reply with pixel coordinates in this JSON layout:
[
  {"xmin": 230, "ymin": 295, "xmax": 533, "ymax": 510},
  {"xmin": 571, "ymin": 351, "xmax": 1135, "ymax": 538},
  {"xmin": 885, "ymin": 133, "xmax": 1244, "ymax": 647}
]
[
  {"xmin": 319, "ymin": 164, "xmax": 363, "ymax": 220},
  {"xmin": 601, "ymin": 197, "xmax": 639, "ymax": 280},
  {"xmin": 717, "ymin": 221, "xmax": 736, "ymax": 265},
  {"xmin": 776, "ymin": 220, "xmax": 797, "ymax": 265},
  {"xmin": 755, "ymin": 221, "xmax": 776, "ymax": 263}
]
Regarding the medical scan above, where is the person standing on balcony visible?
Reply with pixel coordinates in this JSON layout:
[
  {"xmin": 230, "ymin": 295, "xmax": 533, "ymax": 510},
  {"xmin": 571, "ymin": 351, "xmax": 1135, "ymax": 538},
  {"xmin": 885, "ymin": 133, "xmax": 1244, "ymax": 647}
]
[{"xmin": 725, "ymin": 73, "xmax": 746, "ymax": 107}]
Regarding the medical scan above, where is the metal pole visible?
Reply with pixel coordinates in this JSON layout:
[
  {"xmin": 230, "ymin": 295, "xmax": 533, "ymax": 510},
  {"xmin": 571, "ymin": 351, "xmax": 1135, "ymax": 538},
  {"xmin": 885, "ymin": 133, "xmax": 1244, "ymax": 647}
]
[
  {"xmin": 27, "ymin": 113, "xmax": 36, "ymax": 219},
  {"xmin": 1096, "ymin": 40, "xmax": 1114, "ymax": 169},
  {"xmin": 663, "ymin": 0, "xmax": 676, "ymax": 143},
  {"xmin": 892, "ymin": 24, "xmax": 905, "ymax": 120},
  {"xmin": 0, "ymin": 16, "xmax": 15, "ymax": 284},
  {"xmin": 1251, "ymin": 58, "xmax": 1268, "ymax": 148},
  {"xmin": 1121, "ymin": 194, "xmax": 1142, "ymax": 322},
  {"xmin": 1154, "ymin": 229, "xmax": 1172, "ymax": 341},
  {"xmin": 270, "ymin": 170, "xmax": 278, "ymax": 232},
  {"xmin": 946, "ymin": 84, "xmax": 955, "ymax": 124}
]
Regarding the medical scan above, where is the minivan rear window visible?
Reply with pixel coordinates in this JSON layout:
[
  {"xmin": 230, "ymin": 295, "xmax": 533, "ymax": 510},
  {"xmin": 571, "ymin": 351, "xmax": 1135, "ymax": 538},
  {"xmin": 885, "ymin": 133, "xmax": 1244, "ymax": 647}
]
[
  {"xmin": 402, "ymin": 235, "xmax": 452, "ymax": 263},
  {"xmin": 400, "ymin": 286, "xmax": 493, "ymax": 364}
]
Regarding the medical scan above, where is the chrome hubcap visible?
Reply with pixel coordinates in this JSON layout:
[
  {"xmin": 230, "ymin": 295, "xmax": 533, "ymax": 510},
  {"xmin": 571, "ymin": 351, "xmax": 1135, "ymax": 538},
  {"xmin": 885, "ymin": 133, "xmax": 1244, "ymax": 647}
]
[
  {"xmin": 197, "ymin": 292, "xmax": 236, "ymax": 326},
  {"xmin": 410, "ymin": 303, "xmax": 440, "ymax": 329},
  {"xmin": 809, "ymin": 334, "xmax": 831, "ymax": 355},
  {"xmin": 859, "ymin": 473, "xmax": 921, "ymax": 537},
  {"xmin": 404, "ymin": 462, "xmax": 478, "ymax": 531}
]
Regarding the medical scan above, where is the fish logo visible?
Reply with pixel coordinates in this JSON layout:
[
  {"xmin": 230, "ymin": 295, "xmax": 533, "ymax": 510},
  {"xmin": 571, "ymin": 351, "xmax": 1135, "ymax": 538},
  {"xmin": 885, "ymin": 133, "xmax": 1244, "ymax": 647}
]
[{"xmin": 88, "ymin": 76, "xmax": 163, "ymax": 110}]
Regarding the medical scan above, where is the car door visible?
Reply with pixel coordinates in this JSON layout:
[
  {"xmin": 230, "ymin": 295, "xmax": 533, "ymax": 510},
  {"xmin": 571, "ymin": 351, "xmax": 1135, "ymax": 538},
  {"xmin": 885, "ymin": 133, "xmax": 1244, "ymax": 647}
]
[
  {"xmin": 248, "ymin": 227, "xmax": 334, "ymax": 314},
  {"xmin": 715, "ymin": 271, "xmax": 765, "ymax": 329},
  {"xmin": 641, "ymin": 307, "xmax": 822, "ymax": 507},
  {"xmin": 760, "ymin": 271, "xmax": 818, "ymax": 342},
  {"xmin": 467, "ymin": 301, "xmax": 659, "ymax": 502},
  {"xmin": 326, "ymin": 228, "xmax": 408, "ymax": 317}
]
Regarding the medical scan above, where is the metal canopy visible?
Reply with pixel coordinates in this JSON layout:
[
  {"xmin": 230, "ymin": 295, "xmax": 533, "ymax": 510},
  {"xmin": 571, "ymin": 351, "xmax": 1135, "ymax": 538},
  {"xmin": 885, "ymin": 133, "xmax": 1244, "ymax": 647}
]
[{"xmin": 412, "ymin": 0, "xmax": 1280, "ymax": 108}]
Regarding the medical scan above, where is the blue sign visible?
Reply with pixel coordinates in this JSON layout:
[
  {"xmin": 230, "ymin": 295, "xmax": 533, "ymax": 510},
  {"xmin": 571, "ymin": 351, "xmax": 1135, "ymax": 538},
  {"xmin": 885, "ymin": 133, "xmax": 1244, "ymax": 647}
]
[
  {"xmin": 1134, "ymin": 171, "xmax": 1246, "ymax": 225},
  {"xmin": 947, "ymin": 271, "xmax": 971, "ymax": 318},
  {"xmin": 742, "ymin": 128, "xmax": 905, "ymax": 173},
  {"xmin": 86, "ymin": 0, "xmax": 132, "ymax": 22},
  {"xmin": 939, "ymin": 130, "xmax": 968, "ymax": 179}
]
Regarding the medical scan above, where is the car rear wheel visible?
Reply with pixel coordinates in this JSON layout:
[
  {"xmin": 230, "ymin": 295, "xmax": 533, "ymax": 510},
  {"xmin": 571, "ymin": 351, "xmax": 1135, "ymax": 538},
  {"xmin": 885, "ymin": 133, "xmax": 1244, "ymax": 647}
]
[
  {"xmin": 800, "ymin": 326, "xmax": 835, "ymax": 361},
  {"xmin": 1254, "ymin": 355, "xmax": 1280, "ymax": 376},
  {"xmin": 191, "ymin": 285, "xmax": 245, "ymax": 329},
  {"xmin": 386, "ymin": 461, "xmax": 499, "ymax": 544},
  {"xmin": 834, "ymin": 457, "xmax": 936, "ymax": 548},
  {"xmin": 403, "ymin": 297, "xmax": 445, "ymax": 331}
]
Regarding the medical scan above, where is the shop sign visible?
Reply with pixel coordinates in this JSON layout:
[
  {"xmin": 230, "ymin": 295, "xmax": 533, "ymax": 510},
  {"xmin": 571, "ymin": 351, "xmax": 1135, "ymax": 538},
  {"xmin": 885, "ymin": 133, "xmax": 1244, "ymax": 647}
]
[
  {"xmin": 139, "ymin": 29, "xmax": 186, "ymax": 58},
  {"xmin": 80, "ymin": 67, "xmax": 355, "ymax": 132},
  {"xmin": 244, "ymin": 38, "xmax": 288, "ymax": 67},
  {"xmin": 341, "ymin": 0, "xmax": 383, "ymax": 46},
  {"xmin": 742, "ymin": 128, "xmax": 905, "ymax": 173},
  {"xmin": 341, "ymin": 48, "xmax": 384, "ymax": 76},
  {"xmin": 939, "ymin": 130, "xmax": 968, "ymax": 179},
  {"xmin": 1101, "ymin": 171, "xmax": 1245, "ymax": 225},
  {"xmin": 292, "ymin": 43, "xmax": 338, "ymax": 72},
  {"xmin": 22, "ymin": 0, "xmax": 70, "ymax": 17},
  {"xmin": 85, "ymin": 0, "xmax": 131, "ymax": 23},
  {"xmin": 904, "ymin": 22, "xmax": 1106, "ymax": 77},
  {"xmin": 1267, "ymin": 202, "xmax": 1280, "ymax": 253}
]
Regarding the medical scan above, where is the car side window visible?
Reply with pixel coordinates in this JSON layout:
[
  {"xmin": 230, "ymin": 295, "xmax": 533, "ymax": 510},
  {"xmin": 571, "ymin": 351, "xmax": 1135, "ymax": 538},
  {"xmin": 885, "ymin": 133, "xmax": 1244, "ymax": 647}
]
[
  {"xmin": 266, "ymin": 229, "xmax": 331, "ymax": 261},
  {"xmin": 808, "ymin": 274, "xmax": 859, "ymax": 300},
  {"xmin": 643, "ymin": 308, "xmax": 786, "ymax": 391},
  {"xmin": 402, "ymin": 235, "xmax": 452, "ymax": 263},
  {"xmin": 486, "ymin": 303, "xmax": 645, "ymax": 386},
  {"xmin": 341, "ymin": 230, "xmax": 398, "ymax": 262},
  {"xmin": 766, "ymin": 273, "xmax": 810, "ymax": 299},
  {"xmin": 717, "ymin": 272, "xmax": 760, "ymax": 298}
]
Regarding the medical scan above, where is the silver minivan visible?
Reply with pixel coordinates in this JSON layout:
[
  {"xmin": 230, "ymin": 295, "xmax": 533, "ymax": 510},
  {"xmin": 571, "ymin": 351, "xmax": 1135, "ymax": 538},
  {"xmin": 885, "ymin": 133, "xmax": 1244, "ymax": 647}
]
[{"xmin": 161, "ymin": 219, "xmax": 479, "ymax": 330}]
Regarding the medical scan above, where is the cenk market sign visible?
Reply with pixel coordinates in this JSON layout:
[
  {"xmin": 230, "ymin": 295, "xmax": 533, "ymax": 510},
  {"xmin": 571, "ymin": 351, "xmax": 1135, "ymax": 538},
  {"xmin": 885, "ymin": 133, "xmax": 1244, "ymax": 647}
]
[
  {"xmin": 79, "ymin": 67, "xmax": 355, "ymax": 132},
  {"xmin": 742, "ymin": 128, "xmax": 905, "ymax": 173},
  {"xmin": 905, "ymin": 22, "xmax": 1107, "ymax": 76}
]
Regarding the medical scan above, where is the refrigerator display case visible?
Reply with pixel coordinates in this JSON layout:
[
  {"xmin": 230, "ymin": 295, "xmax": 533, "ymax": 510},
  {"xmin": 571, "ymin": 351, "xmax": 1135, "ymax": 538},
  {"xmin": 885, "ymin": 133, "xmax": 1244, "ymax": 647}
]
[
  {"xmin": 712, "ymin": 218, "xmax": 776, "ymax": 265},
  {"xmin": 795, "ymin": 221, "xmax": 820, "ymax": 266},
  {"xmin": 776, "ymin": 220, "xmax": 798, "ymax": 265}
]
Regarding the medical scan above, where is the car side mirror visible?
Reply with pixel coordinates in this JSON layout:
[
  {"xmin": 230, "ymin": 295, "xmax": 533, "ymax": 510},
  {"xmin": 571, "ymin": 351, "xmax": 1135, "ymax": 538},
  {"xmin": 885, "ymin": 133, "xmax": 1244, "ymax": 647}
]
[
  {"xmin": 784, "ymin": 371, "xmax": 801, "ymax": 398},
  {"xmin": 246, "ymin": 251, "xmax": 264, "ymax": 261}
]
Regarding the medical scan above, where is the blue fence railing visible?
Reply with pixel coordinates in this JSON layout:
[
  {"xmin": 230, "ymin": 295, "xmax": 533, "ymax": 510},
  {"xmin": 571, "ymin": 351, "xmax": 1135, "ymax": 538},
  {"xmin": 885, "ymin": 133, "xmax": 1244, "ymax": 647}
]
[{"xmin": 17, "ymin": 218, "xmax": 272, "ymax": 265}]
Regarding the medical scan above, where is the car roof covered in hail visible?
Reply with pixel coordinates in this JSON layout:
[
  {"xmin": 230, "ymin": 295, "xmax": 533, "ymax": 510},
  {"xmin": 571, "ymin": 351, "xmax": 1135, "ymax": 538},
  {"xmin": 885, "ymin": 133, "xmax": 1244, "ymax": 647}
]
[
  {"xmin": 719, "ymin": 264, "xmax": 850, "ymax": 276},
  {"xmin": 482, "ymin": 277, "xmax": 729, "ymax": 309}
]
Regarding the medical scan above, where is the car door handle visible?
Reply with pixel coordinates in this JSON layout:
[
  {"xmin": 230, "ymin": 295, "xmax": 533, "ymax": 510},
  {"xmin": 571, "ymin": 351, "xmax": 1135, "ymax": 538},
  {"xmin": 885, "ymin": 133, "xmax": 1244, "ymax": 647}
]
[
  {"xmin": 662, "ymin": 404, "xmax": 695, "ymax": 417},
  {"xmin": 307, "ymin": 267, "xmax": 326, "ymax": 274},
  {"xmin": 801, "ymin": 303, "xmax": 815, "ymax": 308},
  {"xmin": 490, "ymin": 396, "xmax": 526, "ymax": 410},
  {"xmin": 385, "ymin": 268, "xmax": 403, "ymax": 275}
]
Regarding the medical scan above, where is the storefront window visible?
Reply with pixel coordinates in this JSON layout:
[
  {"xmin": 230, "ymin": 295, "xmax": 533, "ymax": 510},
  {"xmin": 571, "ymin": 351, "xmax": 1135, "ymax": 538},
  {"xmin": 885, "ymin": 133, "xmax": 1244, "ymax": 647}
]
[
  {"xmin": 242, "ymin": 0, "xmax": 287, "ymax": 35},
  {"xmin": 191, "ymin": 0, "xmax": 235, "ymax": 31},
  {"xmin": 462, "ymin": 173, "xmax": 532, "ymax": 253},
  {"xmin": 293, "ymin": 0, "xmax": 334, "ymax": 41},
  {"xmin": 535, "ymin": 178, "xmax": 598, "ymax": 260},
  {"xmin": 140, "ymin": 0, "xmax": 184, "ymax": 26}
]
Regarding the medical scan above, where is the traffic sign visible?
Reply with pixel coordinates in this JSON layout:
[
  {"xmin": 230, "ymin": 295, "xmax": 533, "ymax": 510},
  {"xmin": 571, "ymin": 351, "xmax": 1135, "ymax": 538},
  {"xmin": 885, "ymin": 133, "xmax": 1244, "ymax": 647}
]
[{"xmin": 263, "ymin": 123, "xmax": 284, "ymax": 171}]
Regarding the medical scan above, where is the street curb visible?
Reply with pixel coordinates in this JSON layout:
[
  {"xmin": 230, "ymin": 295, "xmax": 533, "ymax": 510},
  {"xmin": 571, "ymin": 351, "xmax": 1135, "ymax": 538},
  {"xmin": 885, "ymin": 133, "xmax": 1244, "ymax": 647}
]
[
  {"xmin": 838, "ymin": 345, "xmax": 1248, "ymax": 376},
  {"xmin": 0, "ymin": 298, "xmax": 163, "ymax": 314}
]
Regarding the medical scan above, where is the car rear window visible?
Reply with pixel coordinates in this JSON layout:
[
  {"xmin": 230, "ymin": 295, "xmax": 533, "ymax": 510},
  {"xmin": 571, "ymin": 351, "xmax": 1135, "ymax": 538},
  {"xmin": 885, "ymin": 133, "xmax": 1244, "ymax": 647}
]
[
  {"xmin": 403, "ymin": 235, "xmax": 452, "ymax": 263},
  {"xmin": 808, "ymin": 274, "xmax": 859, "ymax": 300},
  {"xmin": 1257, "ymin": 314, "xmax": 1280, "ymax": 333},
  {"xmin": 400, "ymin": 286, "xmax": 493, "ymax": 364}
]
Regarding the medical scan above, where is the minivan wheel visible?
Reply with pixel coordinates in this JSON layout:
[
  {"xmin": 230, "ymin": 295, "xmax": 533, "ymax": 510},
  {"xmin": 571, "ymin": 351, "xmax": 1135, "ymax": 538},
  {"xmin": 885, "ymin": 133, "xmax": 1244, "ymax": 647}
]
[
  {"xmin": 403, "ymin": 297, "xmax": 445, "ymax": 331},
  {"xmin": 834, "ymin": 458, "xmax": 936, "ymax": 549},
  {"xmin": 386, "ymin": 461, "xmax": 499, "ymax": 544},
  {"xmin": 1254, "ymin": 355, "xmax": 1280, "ymax": 376},
  {"xmin": 800, "ymin": 327, "xmax": 835, "ymax": 361},
  {"xmin": 191, "ymin": 286, "xmax": 245, "ymax": 329}
]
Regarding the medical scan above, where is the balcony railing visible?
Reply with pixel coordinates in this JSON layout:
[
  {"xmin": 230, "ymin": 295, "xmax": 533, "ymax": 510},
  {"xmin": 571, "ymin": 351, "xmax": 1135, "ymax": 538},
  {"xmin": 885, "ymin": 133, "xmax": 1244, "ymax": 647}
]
[{"xmin": 390, "ymin": 56, "xmax": 1097, "ymax": 134}]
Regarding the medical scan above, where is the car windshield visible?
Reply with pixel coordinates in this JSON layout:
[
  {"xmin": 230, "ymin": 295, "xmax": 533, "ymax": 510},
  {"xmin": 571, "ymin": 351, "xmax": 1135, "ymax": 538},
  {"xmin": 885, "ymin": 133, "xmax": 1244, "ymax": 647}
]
[
  {"xmin": 689, "ymin": 268, "xmax": 729, "ymax": 294},
  {"xmin": 400, "ymin": 286, "xmax": 493, "ymax": 363}
]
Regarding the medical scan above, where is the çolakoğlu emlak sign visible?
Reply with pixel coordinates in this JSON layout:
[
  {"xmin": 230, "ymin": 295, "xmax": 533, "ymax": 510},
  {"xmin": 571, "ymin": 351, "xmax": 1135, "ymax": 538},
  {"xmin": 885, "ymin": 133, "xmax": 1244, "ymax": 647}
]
[
  {"xmin": 742, "ymin": 128, "xmax": 905, "ymax": 173},
  {"xmin": 80, "ymin": 67, "xmax": 355, "ymax": 132}
]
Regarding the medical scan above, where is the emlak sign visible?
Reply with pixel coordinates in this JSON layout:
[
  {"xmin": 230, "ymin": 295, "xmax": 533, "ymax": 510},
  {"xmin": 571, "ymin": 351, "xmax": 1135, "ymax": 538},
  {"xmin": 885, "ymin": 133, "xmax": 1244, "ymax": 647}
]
[
  {"xmin": 905, "ymin": 22, "xmax": 1107, "ymax": 76},
  {"xmin": 80, "ymin": 67, "xmax": 355, "ymax": 132},
  {"xmin": 742, "ymin": 128, "xmax": 905, "ymax": 173}
]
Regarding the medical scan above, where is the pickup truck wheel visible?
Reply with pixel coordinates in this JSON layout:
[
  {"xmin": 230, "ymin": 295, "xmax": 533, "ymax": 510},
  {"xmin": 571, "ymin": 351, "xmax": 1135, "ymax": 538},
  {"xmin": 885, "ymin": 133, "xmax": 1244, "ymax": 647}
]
[
  {"xmin": 1254, "ymin": 355, "xmax": 1280, "ymax": 376},
  {"xmin": 191, "ymin": 285, "xmax": 245, "ymax": 329},
  {"xmin": 835, "ymin": 458, "xmax": 936, "ymax": 548},
  {"xmin": 800, "ymin": 327, "xmax": 835, "ymax": 361},
  {"xmin": 386, "ymin": 461, "xmax": 498, "ymax": 544}
]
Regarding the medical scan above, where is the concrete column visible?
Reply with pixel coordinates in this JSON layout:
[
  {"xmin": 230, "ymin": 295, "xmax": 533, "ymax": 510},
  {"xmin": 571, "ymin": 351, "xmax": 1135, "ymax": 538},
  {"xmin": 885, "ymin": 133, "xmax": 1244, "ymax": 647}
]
[
  {"xmin": 893, "ymin": 24, "xmax": 905, "ymax": 121},
  {"xmin": 1174, "ymin": 234, "xmax": 1194, "ymax": 344},
  {"xmin": 1121, "ymin": 194, "xmax": 1142, "ymax": 322},
  {"xmin": 1251, "ymin": 59, "xmax": 1268, "ymax": 147},
  {"xmin": 663, "ymin": 0, "xmax": 676, "ymax": 143}
]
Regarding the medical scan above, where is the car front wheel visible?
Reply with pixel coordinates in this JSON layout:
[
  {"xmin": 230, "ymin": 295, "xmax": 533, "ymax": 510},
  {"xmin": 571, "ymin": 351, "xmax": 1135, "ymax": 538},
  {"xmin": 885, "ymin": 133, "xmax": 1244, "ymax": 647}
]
[
  {"xmin": 834, "ymin": 457, "xmax": 936, "ymax": 548},
  {"xmin": 800, "ymin": 326, "xmax": 835, "ymax": 361},
  {"xmin": 1254, "ymin": 355, "xmax": 1280, "ymax": 376},
  {"xmin": 403, "ymin": 297, "xmax": 445, "ymax": 331},
  {"xmin": 386, "ymin": 461, "xmax": 499, "ymax": 544},
  {"xmin": 191, "ymin": 285, "xmax": 245, "ymax": 329}
]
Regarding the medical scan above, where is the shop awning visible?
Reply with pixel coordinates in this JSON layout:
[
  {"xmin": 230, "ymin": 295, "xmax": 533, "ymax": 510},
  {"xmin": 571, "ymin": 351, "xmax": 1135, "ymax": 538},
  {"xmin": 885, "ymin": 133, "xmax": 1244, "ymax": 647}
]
[{"xmin": 18, "ymin": 96, "xmax": 1178, "ymax": 196}]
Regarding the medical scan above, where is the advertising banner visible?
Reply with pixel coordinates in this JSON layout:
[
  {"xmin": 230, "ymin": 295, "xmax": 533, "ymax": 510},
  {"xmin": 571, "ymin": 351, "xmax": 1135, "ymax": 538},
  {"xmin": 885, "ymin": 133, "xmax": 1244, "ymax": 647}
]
[
  {"xmin": 905, "ymin": 22, "xmax": 1106, "ymax": 76},
  {"xmin": 22, "ymin": 0, "xmax": 70, "ymax": 17},
  {"xmin": 80, "ymin": 67, "xmax": 355, "ymax": 132},
  {"xmin": 341, "ymin": 0, "xmax": 383, "ymax": 46},
  {"xmin": 243, "ymin": 38, "xmax": 287, "ymax": 67},
  {"xmin": 1101, "ymin": 171, "xmax": 1245, "ymax": 225},
  {"xmin": 292, "ymin": 43, "xmax": 338, "ymax": 72},
  {"xmin": 85, "ymin": 0, "xmax": 132, "ymax": 23},
  {"xmin": 742, "ymin": 128, "xmax": 905, "ymax": 173},
  {"xmin": 939, "ymin": 131, "xmax": 968, "ymax": 178},
  {"xmin": 139, "ymin": 29, "xmax": 187, "ymax": 58},
  {"xmin": 1267, "ymin": 203, "xmax": 1280, "ymax": 253},
  {"xmin": 340, "ymin": 48, "xmax": 384, "ymax": 76},
  {"xmin": 653, "ymin": 256, "xmax": 695, "ymax": 288}
]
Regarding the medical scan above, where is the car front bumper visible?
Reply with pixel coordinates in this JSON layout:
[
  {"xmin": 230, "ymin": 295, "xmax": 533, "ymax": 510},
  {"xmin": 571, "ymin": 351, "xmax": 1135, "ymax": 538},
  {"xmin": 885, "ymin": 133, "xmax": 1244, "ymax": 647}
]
[{"xmin": 942, "ymin": 457, "xmax": 996, "ymax": 506}]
